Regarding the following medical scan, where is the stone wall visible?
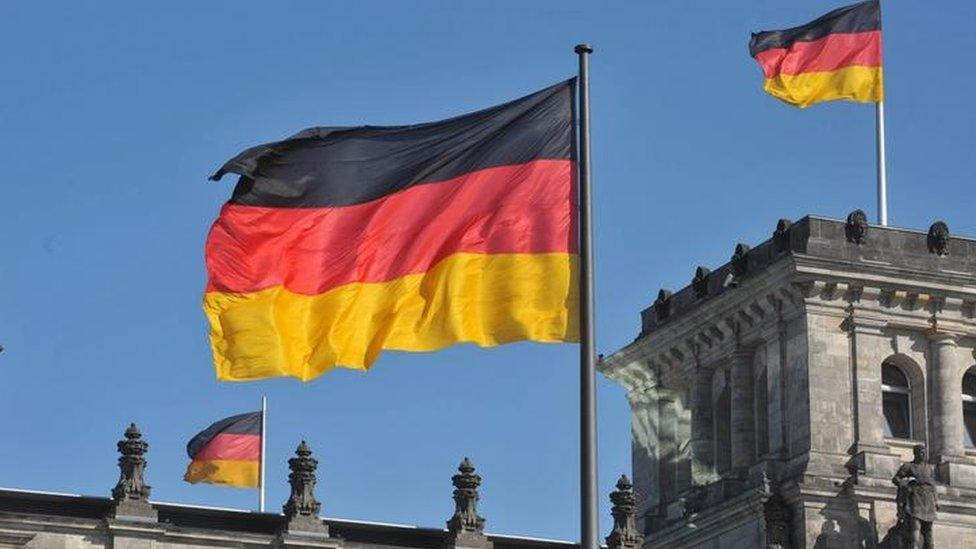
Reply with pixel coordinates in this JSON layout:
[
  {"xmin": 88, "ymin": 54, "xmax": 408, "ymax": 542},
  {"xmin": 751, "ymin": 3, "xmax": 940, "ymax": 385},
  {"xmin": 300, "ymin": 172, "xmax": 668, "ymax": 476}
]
[{"xmin": 603, "ymin": 213, "xmax": 976, "ymax": 548}]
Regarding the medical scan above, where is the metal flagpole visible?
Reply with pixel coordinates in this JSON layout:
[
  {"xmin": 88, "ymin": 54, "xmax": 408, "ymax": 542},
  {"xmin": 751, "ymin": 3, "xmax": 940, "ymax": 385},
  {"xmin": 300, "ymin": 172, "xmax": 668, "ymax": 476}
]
[
  {"xmin": 259, "ymin": 395, "xmax": 267, "ymax": 512},
  {"xmin": 876, "ymin": 99, "xmax": 888, "ymax": 226},
  {"xmin": 876, "ymin": 1, "xmax": 888, "ymax": 226},
  {"xmin": 574, "ymin": 43, "xmax": 599, "ymax": 549}
]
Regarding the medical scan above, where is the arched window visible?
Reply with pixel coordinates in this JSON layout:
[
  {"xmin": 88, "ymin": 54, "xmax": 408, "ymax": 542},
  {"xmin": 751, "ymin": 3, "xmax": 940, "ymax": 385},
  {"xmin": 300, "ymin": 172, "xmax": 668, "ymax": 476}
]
[
  {"xmin": 963, "ymin": 369, "xmax": 976, "ymax": 447},
  {"xmin": 882, "ymin": 362, "xmax": 912, "ymax": 439}
]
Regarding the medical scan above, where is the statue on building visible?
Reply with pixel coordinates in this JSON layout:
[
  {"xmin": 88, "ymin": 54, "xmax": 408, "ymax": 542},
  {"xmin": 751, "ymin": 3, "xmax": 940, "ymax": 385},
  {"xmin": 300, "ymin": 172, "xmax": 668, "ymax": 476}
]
[{"xmin": 892, "ymin": 444, "xmax": 937, "ymax": 548}]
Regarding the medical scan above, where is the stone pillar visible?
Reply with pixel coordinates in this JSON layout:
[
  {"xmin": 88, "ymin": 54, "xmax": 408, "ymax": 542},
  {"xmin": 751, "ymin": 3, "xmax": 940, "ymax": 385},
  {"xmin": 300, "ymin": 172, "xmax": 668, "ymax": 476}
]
[
  {"xmin": 690, "ymin": 364, "xmax": 715, "ymax": 483},
  {"xmin": 627, "ymin": 385, "xmax": 660, "ymax": 532},
  {"xmin": 845, "ymin": 319, "xmax": 898, "ymax": 483},
  {"xmin": 110, "ymin": 424, "xmax": 156, "ymax": 522},
  {"xmin": 658, "ymin": 395, "xmax": 678, "ymax": 499},
  {"xmin": 926, "ymin": 331, "xmax": 976, "ymax": 488},
  {"xmin": 605, "ymin": 475, "xmax": 643, "ymax": 549},
  {"xmin": 277, "ymin": 441, "xmax": 336, "ymax": 548},
  {"xmin": 930, "ymin": 332, "xmax": 965, "ymax": 460},
  {"xmin": 730, "ymin": 348, "xmax": 756, "ymax": 474},
  {"xmin": 444, "ymin": 458, "xmax": 492, "ymax": 549}
]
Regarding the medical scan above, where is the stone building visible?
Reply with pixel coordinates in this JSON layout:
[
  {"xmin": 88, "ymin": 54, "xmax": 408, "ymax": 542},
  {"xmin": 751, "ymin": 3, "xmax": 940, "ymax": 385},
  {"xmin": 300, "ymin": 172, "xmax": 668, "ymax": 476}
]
[
  {"xmin": 0, "ymin": 424, "xmax": 644, "ymax": 549},
  {"xmin": 601, "ymin": 212, "xmax": 976, "ymax": 547}
]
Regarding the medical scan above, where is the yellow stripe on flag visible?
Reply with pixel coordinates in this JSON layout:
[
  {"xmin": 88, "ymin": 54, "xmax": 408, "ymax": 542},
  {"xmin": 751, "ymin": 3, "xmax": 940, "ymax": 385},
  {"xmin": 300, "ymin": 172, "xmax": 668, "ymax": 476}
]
[
  {"xmin": 204, "ymin": 252, "xmax": 580, "ymax": 382},
  {"xmin": 184, "ymin": 459, "xmax": 259, "ymax": 488},
  {"xmin": 763, "ymin": 66, "xmax": 883, "ymax": 108}
]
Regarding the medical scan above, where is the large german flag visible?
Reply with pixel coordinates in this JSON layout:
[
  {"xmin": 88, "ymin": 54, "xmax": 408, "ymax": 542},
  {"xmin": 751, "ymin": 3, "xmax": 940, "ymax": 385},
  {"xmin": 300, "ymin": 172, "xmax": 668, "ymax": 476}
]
[
  {"xmin": 750, "ymin": 0, "xmax": 883, "ymax": 108},
  {"xmin": 205, "ymin": 80, "xmax": 578, "ymax": 382}
]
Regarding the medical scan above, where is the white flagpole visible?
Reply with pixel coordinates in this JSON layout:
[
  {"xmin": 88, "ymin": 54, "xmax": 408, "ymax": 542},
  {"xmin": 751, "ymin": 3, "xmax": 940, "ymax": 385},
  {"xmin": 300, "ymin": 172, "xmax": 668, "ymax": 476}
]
[
  {"xmin": 876, "ymin": 0, "xmax": 888, "ymax": 226},
  {"xmin": 259, "ymin": 395, "xmax": 267, "ymax": 512},
  {"xmin": 876, "ymin": 100, "xmax": 888, "ymax": 226}
]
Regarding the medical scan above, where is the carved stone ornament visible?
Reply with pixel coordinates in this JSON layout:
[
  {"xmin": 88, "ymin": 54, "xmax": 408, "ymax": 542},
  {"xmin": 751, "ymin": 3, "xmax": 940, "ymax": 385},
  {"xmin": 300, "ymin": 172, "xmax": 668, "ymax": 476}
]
[
  {"xmin": 445, "ymin": 458, "xmax": 491, "ymax": 548},
  {"xmin": 731, "ymin": 243, "xmax": 751, "ymax": 276},
  {"xmin": 605, "ymin": 475, "xmax": 643, "ymax": 549},
  {"xmin": 773, "ymin": 218, "xmax": 792, "ymax": 253},
  {"xmin": 845, "ymin": 209, "xmax": 868, "ymax": 245},
  {"xmin": 111, "ymin": 423, "xmax": 156, "ymax": 520},
  {"xmin": 927, "ymin": 221, "xmax": 949, "ymax": 256},
  {"xmin": 692, "ymin": 266, "xmax": 710, "ymax": 299},
  {"xmin": 654, "ymin": 289, "xmax": 673, "ymax": 320},
  {"xmin": 282, "ymin": 441, "xmax": 329, "ymax": 535}
]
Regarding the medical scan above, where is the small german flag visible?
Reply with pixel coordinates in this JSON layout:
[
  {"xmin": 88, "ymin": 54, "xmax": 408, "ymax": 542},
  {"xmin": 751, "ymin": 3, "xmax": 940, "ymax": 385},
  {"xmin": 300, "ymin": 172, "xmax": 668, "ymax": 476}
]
[
  {"xmin": 750, "ymin": 0, "xmax": 883, "ymax": 108},
  {"xmin": 205, "ymin": 80, "xmax": 578, "ymax": 382},
  {"xmin": 184, "ymin": 412, "xmax": 262, "ymax": 488}
]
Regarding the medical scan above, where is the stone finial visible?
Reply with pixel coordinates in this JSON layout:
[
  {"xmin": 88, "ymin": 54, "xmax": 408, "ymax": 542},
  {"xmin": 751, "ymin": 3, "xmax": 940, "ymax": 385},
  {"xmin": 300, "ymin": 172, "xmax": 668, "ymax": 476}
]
[
  {"xmin": 282, "ymin": 441, "xmax": 329, "ymax": 535},
  {"xmin": 773, "ymin": 219, "xmax": 792, "ymax": 252},
  {"xmin": 927, "ymin": 221, "xmax": 949, "ymax": 256},
  {"xmin": 110, "ymin": 423, "xmax": 156, "ymax": 520},
  {"xmin": 845, "ymin": 209, "xmax": 868, "ymax": 244},
  {"xmin": 654, "ymin": 289, "xmax": 673, "ymax": 321},
  {"xmin": 692, "ymin": 267, "xmax": 710, "ymax": 299},
  {"xmin": 731, "ymin": 243, "xmax": 751, "ymax": 276},
  {"xmin": 445, "ymin": 458, "xmax": 491, "ymax": 548},
  {"xmin": 605, "ymin": 475, "xmax": 643, "ymax": 549}
]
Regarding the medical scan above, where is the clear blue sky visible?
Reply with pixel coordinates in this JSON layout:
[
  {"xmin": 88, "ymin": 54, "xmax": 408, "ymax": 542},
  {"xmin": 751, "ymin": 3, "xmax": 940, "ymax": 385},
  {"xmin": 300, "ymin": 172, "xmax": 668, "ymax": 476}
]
[{"xmin": 1, "ymin": 0, "xmax": 974, "ymax": 542}]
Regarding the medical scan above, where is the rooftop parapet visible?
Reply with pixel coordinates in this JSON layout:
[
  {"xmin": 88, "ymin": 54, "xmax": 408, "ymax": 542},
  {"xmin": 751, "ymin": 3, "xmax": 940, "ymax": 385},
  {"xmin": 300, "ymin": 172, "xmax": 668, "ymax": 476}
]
[{"xmin": 638, "ymin": 212, "xmax": 974, "ymax": 338}]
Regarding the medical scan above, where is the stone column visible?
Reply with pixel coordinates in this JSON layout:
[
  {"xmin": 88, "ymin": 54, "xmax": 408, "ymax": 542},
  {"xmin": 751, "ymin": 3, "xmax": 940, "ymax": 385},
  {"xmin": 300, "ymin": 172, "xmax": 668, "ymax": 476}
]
[
  {"xmin": 276, "ymin": 441, "xmax": 338, "ymax": 548},
  {"xmin": 730, "ymin": 348, "xmax": 756, "ymax": 474},
  {"xmin": 627, "ymin": 386, "xmax": 659, "ymax": 532},
  {"xmin": 110, "ymin": 424, "xmax": 156, "ymax": 522},
  {"xmin": 658, "ymin": 396, "xmax": 678, "ymax": 499},
  {"xmin": 930, "ymin": 332, "xmax": 965, "ymax": 460},
  {"xmin": 849, "ymin": 322, "xmax": 888, "ymax": 451},
  {"xmin": 844, "ymin": 318, "xmax": 900, "ymax": 484},
  {"xmin": 690, "ymin": 364, "xmax": 715, "ymax": 483},
  {"xmin": 444, "ymin": 458, "xmax": 492, "ymax": 549},
  {"xmin": 605, "ymin": 475, "xmax": 643, "ymax": 549}
]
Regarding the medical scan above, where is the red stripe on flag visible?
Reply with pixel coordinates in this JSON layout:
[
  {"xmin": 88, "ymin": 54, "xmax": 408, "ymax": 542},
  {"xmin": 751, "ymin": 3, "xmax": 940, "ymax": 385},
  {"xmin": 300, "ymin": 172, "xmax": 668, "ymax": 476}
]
[
  {"xmin": 193, "ymin": 433, "xmax": 261, "ymax": 461},
  {"xmin": 206, "ymin": 159, "xmax": 576, "ymax": 295},
  {"xmin": 754, "ymin": 30, "xmax": 881, "ymax": 79}
]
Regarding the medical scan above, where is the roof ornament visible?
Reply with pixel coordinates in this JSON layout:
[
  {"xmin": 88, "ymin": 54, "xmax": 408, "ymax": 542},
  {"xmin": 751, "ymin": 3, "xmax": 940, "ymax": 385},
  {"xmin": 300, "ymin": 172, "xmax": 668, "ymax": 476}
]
[
  {"xmin": 281, "ymin": 441, "xmax": 330, "ymax": 536},
  {"xmin": 927, "ymin": 221, "xmax": 950, "ymax": 256},
  {"xmin": 110, "ymin": 423, "xmax": 156, "ymax": 521},
  {"xmin": 445, "ymin": 458, "xmax": 491, "ymax": 548},
  {"xmin": 773, "ymin": 218, "xmax": 792, "ymax": 253},
  {"xmin": 845, "ymin": 209, "xmax": 868, "ymax": 245},
  {"xmin": 605, "ymin": 475, "xmax": 643, "ymax": 549},
  {"xmin": 692, "ymin": 267, "xmax": 710, "ymax": 299},
  {"xmin": 654, "ymin": 289, "xmax": 673, "ymax": 320}
]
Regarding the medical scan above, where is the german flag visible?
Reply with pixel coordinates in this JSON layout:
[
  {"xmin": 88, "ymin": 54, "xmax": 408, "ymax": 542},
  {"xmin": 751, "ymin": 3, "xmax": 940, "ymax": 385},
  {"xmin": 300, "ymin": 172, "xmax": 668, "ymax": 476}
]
[
  {"xmin": 184, "ymin": 412, "xmax": 261, "ymax": 488},
  {"xmin": 205, "ymin": 80, "xmax": 578, "ymax": 381},
  {"xmin": 750, "ymin": 0, "xmax": 883, "ymax": 108}
]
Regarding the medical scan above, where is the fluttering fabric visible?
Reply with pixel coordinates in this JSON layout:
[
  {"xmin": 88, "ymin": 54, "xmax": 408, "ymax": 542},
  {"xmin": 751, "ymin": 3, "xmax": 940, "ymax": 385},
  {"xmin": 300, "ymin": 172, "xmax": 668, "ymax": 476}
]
[
  {"xmin": 184, "ymin": 412, "xmax": 261, "ymax": 488},
  {"xmin": 750, "ymin": 0, "xmax": 883, "ymax": 108},
  {"xmin": 205, "ymin": 80, "xmax": 579, "ymax": 381}
]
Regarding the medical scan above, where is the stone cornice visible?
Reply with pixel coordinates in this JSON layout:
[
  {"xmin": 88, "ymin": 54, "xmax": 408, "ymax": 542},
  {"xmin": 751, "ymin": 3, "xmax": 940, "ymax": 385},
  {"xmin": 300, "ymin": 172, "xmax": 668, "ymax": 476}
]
[{"xmin": 602, "ymin": 260, "xmax": 802, "ymax": 393}]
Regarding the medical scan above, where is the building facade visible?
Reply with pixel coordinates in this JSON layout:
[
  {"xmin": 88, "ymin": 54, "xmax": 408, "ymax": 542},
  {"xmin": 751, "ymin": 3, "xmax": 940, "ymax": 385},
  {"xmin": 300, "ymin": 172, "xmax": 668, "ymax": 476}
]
[
  {"xmin": 0, "ymin": 424, "xmax": 644, "ymax": 549},
  {"xmin": 601, "ymin": 213, "xmax": 976, "ymax": 548}
]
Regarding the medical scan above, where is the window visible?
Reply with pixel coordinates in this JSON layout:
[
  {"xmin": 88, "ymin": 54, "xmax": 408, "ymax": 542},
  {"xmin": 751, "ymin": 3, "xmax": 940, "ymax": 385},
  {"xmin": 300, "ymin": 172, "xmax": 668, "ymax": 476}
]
[
  {"xmin": 963, "ymin": 370, "xmax": 976, "ymax": 447},
  {"xmin": 882, "ymin": 363, "xmax": 912, "ymax": 439}
]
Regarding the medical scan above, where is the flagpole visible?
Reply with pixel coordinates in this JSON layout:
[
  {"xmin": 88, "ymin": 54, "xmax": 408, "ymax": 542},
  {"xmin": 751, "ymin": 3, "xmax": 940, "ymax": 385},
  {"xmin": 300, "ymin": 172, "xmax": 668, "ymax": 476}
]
[
  {"xmin": 259, "ymin": 395, "xmax": 267, "ymax": 512},
  {"xmin": 574, "ymin": 43, "xmax": 599, "ymax": 549},
  {"xmin": 876, "ymin": 0, "xmax": 888, "ymax": 226},
  {"xmin": 876, "ymin": 100, "xmax": 888, "ymax": 226}
]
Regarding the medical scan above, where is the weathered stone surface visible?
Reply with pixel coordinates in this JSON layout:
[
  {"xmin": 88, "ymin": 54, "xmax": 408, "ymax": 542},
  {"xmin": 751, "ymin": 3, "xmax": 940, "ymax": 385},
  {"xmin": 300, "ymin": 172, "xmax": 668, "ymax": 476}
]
[{"xmin": 602, "ymin": 214, "xmax": 976, "ymax": 548}]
